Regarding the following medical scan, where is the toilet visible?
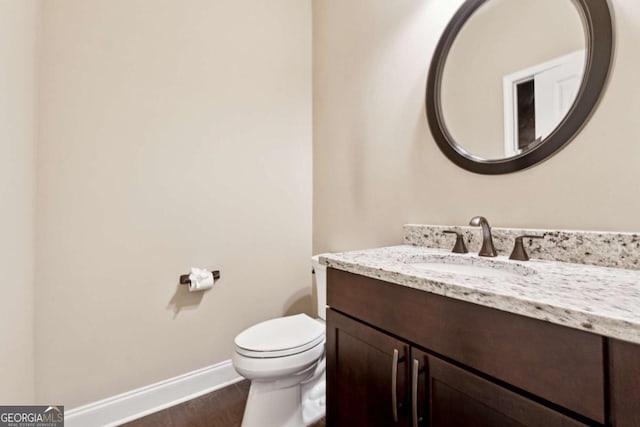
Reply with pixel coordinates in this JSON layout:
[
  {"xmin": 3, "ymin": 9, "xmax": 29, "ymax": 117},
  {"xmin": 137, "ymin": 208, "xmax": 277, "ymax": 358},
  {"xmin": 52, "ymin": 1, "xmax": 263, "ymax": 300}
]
[{"xmin": 232, "ymin": 255, "xmax": 328, "ymax": 427}]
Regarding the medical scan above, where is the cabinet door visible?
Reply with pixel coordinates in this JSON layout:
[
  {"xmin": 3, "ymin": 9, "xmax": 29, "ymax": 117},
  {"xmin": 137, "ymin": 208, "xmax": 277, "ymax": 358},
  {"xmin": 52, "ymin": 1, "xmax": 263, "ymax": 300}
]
[
  {"xmin": 410, "ymin": 349, "xmax": 589, "ymax": 427},
  {"xmin": 610, "ymin": 339, "xmax": 640, "ymax": 426},
  {"xmin": 327, "ymin": 309, "xmax": 410, "ymax": 427}
]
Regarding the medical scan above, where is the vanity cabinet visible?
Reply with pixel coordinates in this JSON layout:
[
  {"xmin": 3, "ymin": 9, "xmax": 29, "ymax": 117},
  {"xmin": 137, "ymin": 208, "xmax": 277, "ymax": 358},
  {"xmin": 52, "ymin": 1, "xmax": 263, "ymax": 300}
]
[
  {"xmin": 327, "ymin": 308, "xmax": 588, "ymax": 427},
  {"xmin": 326, "ymin": 268, "xmax": 640, "ymax": 427}
]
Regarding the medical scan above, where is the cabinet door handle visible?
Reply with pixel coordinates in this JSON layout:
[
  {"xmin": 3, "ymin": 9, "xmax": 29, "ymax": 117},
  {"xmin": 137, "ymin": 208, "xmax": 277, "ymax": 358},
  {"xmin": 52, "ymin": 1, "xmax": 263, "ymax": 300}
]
[
  {"xmin": 412, "ymin": 358, "xmax": 420, "ymax": 427},
  {"xmin": 391, "ymin": 348, "xmax": 399, "ymax": 423}
]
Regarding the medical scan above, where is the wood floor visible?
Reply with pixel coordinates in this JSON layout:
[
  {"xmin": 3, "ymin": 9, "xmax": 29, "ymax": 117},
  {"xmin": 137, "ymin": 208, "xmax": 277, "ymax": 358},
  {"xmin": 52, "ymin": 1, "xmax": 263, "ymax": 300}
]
[{"xmin": 121, "ymin": 380, "xmax": 326, "ymax": 427}]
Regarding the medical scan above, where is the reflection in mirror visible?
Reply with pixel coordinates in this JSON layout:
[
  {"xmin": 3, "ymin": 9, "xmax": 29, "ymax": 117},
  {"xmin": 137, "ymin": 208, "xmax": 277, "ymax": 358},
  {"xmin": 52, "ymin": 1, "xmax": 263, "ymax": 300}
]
[{"xmin": 440, "ymin": 0, "xmax": 586, "ymax": 160}]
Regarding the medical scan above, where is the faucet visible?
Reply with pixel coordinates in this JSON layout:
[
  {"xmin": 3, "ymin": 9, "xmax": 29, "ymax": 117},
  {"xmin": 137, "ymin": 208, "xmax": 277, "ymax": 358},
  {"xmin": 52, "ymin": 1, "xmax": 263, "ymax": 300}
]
[{"xmin": 469, "ymin": 216, "xmax": 497, "ymax": 257}]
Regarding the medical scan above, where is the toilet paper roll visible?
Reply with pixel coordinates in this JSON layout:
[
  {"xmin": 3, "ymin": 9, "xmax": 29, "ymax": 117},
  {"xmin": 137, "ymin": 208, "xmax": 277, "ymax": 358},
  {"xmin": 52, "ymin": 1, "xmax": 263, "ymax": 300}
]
[{"xmin": 187, "ymin": 268, "xmax": 214, "ymax": 292}]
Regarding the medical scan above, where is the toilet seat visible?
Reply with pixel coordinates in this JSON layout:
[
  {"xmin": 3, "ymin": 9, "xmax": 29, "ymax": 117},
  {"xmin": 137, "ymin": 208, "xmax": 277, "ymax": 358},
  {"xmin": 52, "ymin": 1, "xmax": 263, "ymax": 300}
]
[
  {"xmin": 233, "ymin": 339, "xmax": 325, "ymax": 380},
  {"xmin": 235, "ymin": 314, "xmax": 325, "ymax": 359},
  {"xmin": 236, "ymin": 334, "xmax": 324, "ymax": 358}
]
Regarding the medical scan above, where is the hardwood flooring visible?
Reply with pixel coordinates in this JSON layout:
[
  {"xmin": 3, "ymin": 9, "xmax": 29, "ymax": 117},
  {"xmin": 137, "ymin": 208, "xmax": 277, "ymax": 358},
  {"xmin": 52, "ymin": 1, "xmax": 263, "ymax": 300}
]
[{"xmin": 121, "ymin": 380, "xmax": 326, "ymax": 427}]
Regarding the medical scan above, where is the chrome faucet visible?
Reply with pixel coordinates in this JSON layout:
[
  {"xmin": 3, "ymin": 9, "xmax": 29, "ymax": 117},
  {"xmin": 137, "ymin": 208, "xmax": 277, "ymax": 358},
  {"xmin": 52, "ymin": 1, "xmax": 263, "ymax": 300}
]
[{"xmin": 469, "ymin": 216, "xmax": 497, "ymax": 257}]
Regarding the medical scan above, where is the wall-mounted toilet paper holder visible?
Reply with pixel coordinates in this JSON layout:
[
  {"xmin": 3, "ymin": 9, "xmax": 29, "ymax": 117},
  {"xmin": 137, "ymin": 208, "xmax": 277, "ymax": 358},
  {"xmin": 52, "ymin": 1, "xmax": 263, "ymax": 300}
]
[{"xmin": 179, "ymin": 270, "xmax": 221, "ymax": 285}]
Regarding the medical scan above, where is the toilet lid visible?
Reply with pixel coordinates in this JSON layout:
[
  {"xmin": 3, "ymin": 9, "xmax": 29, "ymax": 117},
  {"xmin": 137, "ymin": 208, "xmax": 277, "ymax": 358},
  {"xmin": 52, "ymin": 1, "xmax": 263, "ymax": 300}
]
[{"xmin": 235, "ymin": 314, "xmax": 325, "ymax": 358}]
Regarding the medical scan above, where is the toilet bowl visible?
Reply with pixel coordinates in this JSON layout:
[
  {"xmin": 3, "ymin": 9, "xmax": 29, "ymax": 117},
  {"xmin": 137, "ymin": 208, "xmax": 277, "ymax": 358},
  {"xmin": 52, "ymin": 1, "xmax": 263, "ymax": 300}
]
[{"xmin": 232, "ymin": 255, "xmax": 328, "ymax": 427}]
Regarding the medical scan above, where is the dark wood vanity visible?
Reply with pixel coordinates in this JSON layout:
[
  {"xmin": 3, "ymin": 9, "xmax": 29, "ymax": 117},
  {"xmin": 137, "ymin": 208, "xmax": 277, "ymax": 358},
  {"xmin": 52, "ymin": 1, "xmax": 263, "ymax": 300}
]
[{"xmin": 326, "ymin": 269, "xmax": 640, "ymax": 427}]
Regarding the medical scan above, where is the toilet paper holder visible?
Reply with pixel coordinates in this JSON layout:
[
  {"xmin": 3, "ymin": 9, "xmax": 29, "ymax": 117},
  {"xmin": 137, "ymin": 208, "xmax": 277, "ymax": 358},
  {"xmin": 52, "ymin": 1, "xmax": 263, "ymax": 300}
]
[{"xmin": 179, "ymin": 270, "xmax": 221, "ymax": 285}]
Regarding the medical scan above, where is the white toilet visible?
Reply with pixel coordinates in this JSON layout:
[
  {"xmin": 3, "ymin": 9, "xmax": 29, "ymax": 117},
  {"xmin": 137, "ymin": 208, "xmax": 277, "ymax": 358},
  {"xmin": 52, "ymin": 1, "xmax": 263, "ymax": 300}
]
[{"xmin": 232, "ymin": 255, "xmax": 328, "ymax": 427}]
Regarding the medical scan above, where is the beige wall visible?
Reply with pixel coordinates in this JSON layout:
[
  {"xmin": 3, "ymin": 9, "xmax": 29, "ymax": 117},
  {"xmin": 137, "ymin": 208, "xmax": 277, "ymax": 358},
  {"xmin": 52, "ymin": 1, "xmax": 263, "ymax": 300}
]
[
  {"xmin": 313, "ymin": 0, "xmax": 640, "ymax": 254},
  {"xmin": 442, "ymin": 0, "xmax": 584, "ymax": 159},
  {"xmin": 36, "ymin": 0, "xmax": 311, "ymax": 407},
  {"xmin": 0, "ymin": 0, "xmax": 39, "ymax": 404}
]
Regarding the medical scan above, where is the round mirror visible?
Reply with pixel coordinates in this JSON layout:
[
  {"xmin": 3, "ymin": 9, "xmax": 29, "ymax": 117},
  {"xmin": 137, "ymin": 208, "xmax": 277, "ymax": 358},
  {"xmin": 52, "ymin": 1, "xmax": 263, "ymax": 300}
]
[{"xmin": 426, "ymin": 0, "xmax": 613, "ymax": 174}]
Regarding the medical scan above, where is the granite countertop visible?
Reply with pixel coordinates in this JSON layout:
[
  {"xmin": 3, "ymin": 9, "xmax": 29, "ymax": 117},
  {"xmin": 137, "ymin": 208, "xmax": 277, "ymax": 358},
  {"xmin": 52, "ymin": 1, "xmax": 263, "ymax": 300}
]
[{"xmin": 320, "ymin": 245, "xmax": 640, "ymax": 345}]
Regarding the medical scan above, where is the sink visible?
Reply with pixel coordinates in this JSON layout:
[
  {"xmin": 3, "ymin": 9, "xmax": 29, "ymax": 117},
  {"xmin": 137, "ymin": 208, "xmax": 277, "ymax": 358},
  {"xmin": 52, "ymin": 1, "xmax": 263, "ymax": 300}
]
[
  {"xmin": 407, "ymin": 254, "xmax": 536, "ymax": 279},
  {"xmin": 410, "ymin": 262, "xmax": 523, "ymax": 279}
]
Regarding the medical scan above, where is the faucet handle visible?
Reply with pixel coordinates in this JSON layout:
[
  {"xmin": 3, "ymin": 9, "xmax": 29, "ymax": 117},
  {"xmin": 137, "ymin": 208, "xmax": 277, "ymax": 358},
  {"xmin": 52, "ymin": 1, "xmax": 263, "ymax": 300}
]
[
  {"xmin": 443, "ymin": 230, "xmax": 468, "ymax": 254},
  {"xmin": 509, "ymin": 235, "xmax": 544, "ymax": 261}
]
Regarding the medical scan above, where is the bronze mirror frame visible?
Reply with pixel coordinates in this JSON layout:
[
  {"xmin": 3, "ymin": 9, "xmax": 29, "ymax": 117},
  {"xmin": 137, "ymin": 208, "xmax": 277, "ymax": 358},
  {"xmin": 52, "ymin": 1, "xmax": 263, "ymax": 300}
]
[{"xmin": 426, "ymin": 0, "xmax": 614, "ymax": 175}]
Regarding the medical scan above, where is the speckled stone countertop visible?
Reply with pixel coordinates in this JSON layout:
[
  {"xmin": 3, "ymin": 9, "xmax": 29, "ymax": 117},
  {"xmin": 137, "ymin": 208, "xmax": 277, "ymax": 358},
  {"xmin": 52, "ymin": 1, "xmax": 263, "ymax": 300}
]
[{"xmin": 320, "ymin": 245, "xmax": 640, "ymax": 345}]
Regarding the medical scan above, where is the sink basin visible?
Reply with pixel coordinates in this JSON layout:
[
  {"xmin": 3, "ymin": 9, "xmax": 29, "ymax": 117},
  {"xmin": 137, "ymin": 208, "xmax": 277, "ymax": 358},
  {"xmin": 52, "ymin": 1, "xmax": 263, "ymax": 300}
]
[
  {"xmin": 410, "ymin": 262, "xmax": 522, "ymax": 279},
  {"xmin": 407, "ymin": 254, "xmax": 536, "ymax": 279}
]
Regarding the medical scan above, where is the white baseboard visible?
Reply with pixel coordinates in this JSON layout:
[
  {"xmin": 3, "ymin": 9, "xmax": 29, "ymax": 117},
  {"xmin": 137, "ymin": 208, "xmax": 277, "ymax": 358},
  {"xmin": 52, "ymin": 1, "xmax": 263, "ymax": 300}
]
[{"xmin": 65, "ymin": 360, "xmax": 242, "ymax": 427}]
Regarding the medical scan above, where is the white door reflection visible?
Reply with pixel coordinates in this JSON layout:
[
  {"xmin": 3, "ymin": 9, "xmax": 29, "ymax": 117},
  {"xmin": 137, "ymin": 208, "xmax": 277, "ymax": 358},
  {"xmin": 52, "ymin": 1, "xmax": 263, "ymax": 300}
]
[{"xmin": 503, "ymin": 50, "xmax": 585, "ymax": 157}]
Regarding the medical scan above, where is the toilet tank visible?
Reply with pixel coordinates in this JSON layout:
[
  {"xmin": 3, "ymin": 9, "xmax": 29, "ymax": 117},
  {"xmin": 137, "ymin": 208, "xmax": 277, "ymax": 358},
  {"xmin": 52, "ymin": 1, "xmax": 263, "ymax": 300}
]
[{"xmin": 311, "ymin": 255, "xmax": 328, "ymax": 320}]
